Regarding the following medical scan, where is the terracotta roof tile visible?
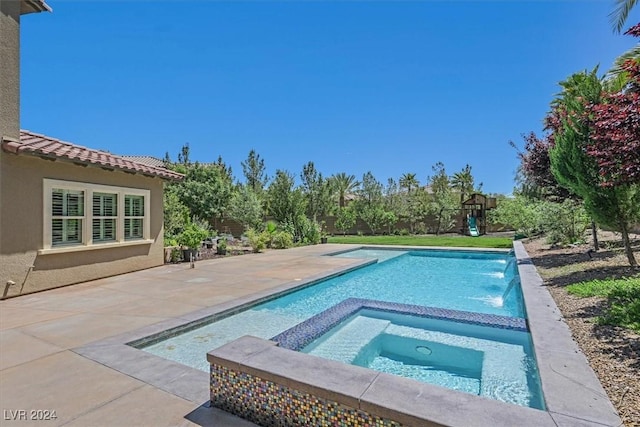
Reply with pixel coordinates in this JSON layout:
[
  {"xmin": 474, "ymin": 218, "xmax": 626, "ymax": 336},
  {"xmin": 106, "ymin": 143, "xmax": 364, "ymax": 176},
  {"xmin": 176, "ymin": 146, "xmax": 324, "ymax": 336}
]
[
  {"xmin": 2, "ymin": 130, "xmax": 183, "ymax": 181},
  {"xmin": 121, "ymin": 155, "xmax": 167, "ymax": 168}
]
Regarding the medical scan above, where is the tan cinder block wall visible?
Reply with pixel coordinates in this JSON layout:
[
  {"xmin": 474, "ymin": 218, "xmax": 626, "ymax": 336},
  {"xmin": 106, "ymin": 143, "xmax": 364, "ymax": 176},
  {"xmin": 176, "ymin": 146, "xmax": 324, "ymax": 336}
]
[
  {"xmin": 0, "ymin": 1, "xmax": 20, "ymax": 142},
  {"xmin": 0, "ymin": 154, "xmax": 165, "ymax": 298}
]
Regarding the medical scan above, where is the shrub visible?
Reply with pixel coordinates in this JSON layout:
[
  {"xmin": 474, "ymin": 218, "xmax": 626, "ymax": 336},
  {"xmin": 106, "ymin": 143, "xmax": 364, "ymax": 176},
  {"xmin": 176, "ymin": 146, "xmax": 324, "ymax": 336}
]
[
  {"xmin": 263, "ymin": 220, "xmax": 278, "ymax": 248},
  {"xmin": 177, "ymin": 220, "xmax": 210, "ymax": 249},
  {"xmin": 164, "ymin": 236, "xmax": 179, "ymax": 247},
  {"xmin": 272, "ymin": 231, "xmax": 294, "ymax": 249},
  {"xmin": 298, "ymin": 216, "xmax": 321, "ymax": 244},
  {"xmin": 598, "ymin": 282, "xmax": 640, "ymax": 332},
  {"xmin": 568, "ymin": 277, "xmax": 640, "ymax": 332},
  {"xmin": 539, "ymin": 199, "xmax": 588, "ymax": 245},
  {"xmin": 246, "ymin": 228, "xmax": 267, "ymax": 253}
]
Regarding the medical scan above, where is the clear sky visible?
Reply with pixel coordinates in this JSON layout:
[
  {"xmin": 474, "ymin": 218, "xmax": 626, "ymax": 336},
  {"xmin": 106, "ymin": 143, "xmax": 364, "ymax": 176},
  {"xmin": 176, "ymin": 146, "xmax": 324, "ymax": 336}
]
[{"xmin": 20, "ymin": 1, "xmax": 637, "ymax": 195}]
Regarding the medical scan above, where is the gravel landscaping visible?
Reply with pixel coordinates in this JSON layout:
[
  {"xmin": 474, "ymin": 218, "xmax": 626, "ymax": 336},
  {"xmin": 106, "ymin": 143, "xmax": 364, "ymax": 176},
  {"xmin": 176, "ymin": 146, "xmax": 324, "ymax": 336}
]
[{"xmin": 522, "ymin": 232, "xmax": 639, "ymax": 426}]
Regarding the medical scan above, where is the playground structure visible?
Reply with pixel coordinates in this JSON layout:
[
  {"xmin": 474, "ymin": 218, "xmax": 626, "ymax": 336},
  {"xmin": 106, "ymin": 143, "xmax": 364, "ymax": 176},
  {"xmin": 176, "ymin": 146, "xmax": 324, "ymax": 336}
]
[{"xmin": 461, "ymin": 193, "xmax": 497, "ymax": 236}]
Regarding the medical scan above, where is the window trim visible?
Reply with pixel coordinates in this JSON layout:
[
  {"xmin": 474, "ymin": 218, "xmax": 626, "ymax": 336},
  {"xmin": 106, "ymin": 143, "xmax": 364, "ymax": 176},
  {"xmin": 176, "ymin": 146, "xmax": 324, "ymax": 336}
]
[{"xmin": 41, "ymin": 179, "xmax": 152, "ymax": 255}]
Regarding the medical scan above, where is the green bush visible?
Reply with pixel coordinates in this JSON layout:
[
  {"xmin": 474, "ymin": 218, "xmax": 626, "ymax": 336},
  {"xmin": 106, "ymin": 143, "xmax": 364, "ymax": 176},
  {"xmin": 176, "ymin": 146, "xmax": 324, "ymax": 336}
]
[
  {"xmin": 568, "ymin": 277, "xmax": 640, "ymax": 332},
  {"xmin": 539, "ymin": 199, "xmax": 588, "ymax": 245},
  {"xmin": 272, "ymin": 231, "xmax": 294, "ymax": 249},
  {"xmin": 598, "ymin": 283, "xmax": 640, "ymax": 332},
  {"xmin": 246, "ymin": 228, "xmax": 267, "ymax": 253},
  {"xmin": 164, "ymin": 236, "xmax": 179, "ymax": 247},
  {"xmin": 177, "ymin": 220, "xmax": 210, "ymax": 249},
  {"xmin": 298, "ymin": 216, "xmax": 321, "ymax": 244}
]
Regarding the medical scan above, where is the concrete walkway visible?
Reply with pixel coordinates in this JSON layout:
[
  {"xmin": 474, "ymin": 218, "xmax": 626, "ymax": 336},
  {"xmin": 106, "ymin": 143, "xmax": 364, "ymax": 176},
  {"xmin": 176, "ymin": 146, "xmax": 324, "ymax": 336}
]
[{"xmin": 0, "ymin": 244, "xmax": 361, "ymax": 427}]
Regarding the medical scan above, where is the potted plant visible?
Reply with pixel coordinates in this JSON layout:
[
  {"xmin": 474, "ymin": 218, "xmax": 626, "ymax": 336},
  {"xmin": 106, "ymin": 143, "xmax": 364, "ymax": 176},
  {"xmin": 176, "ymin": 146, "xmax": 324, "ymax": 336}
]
[
  {"xmin": 216, "ymin": 238, "xmax": 227, "ymax": 255},
  {"xmin": 320, "ymin": 222, "xmax": 328, "ymax": 244},
  {"xmin": 177, "ymin": 221, "xmax": 209, "ymax": 262}
]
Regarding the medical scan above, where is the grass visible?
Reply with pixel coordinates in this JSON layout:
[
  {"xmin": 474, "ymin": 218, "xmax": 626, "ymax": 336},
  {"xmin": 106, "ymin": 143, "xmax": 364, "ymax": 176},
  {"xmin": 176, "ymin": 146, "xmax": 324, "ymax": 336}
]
[
  {"xmin": 327, "ymin": 235, "xmax": 513, "ymax": 249},
  {"xmin": 567, "ymin": 277, "xmax": 640, "ymax": 332},
  {"xmin": 566, "ymin": 277, "xmax": 639, "ymax": 297}
]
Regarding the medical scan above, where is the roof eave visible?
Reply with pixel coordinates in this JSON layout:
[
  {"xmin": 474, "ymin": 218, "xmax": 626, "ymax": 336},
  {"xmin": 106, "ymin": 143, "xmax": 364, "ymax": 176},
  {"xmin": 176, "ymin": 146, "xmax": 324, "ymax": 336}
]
[
  {"xmin": 20, "ymin": 0, "xmax": 51, "ymax": 15},
  {"xmin": 1, "ymin": 139, "xmax": 184, "ymax": 182}
]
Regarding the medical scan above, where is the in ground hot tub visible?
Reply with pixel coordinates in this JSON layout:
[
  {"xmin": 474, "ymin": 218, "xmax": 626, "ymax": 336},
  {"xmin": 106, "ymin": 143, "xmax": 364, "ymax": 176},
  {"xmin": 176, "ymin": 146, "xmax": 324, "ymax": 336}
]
[{"xmin": 299, "ymin": 309, "xmax": 544, "ymax": 409}]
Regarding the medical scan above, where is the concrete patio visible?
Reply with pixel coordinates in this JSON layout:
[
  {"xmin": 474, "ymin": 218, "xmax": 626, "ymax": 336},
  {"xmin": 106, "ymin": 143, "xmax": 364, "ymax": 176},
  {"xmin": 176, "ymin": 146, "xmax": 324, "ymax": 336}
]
[
  {"xmin": 0, "ymin": 244, "xmax": 362, "ymax": 427},
  {"xmin": 1, "ymin": 243, "xmax": 621, "ymax": 427}
]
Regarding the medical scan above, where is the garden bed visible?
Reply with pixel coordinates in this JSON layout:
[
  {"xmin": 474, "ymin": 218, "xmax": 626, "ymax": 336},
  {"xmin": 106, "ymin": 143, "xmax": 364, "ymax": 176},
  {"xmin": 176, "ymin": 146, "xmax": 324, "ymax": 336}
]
[{"xmin": 522, "ymin": 232, "xmax": 639, "ymax": 426}]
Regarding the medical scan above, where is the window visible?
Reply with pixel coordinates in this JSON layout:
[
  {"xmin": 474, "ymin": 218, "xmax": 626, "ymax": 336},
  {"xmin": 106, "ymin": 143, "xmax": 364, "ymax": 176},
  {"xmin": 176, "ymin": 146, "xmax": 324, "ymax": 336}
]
[
  {"xmin": 93, "ymin": 192, "xmax": 117, "ymax": 242},
  {"xmin": 52, "ymin": 189, "xmax": 84, "ymax": 246},
  {"xmin": 42, "ymin": 179, "xmax": 151, "ymax": 253},
  {"xmin": 124, "ymin": 195, "xmax": 144, "ymax": 240}
]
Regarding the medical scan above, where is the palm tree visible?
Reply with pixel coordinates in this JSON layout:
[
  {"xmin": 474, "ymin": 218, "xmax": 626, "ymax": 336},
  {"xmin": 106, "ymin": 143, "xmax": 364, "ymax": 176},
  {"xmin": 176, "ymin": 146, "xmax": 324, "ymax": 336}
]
[
  {"xmin": 399, "ymin": 173, "xmax": 419, "ymax": 193},
  {"xmin": 331, "ymin": 173, "xmax": 359, "ymax": 208},
  {"xmin": 610, "ymin": 0, "xmax": 637, "ymax": 33},
  {"xmin": 450, "ymin": 164, "xmax": 476, "ymax": 202},
  {"xmin": 607, "ymin": 23, "xmax": 640, "ymax": 85}
]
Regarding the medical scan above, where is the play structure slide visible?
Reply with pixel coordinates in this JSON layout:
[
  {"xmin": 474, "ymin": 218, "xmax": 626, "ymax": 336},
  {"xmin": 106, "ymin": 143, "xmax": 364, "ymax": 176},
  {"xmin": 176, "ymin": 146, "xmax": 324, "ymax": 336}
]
[{"xmin": 468, "ymin": 216, "xmax": 480, "ymax": 237}]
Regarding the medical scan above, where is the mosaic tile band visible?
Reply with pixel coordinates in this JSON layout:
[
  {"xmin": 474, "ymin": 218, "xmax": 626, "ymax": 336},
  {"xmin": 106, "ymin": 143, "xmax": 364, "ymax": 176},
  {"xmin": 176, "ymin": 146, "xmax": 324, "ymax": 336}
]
[
  {"xmin": 210, "ymin": 364, "xmax": 402, "ymax": 427},
  {"xmin": 272, "ymin": 297, "xmax": 528, "ymax": 351}
]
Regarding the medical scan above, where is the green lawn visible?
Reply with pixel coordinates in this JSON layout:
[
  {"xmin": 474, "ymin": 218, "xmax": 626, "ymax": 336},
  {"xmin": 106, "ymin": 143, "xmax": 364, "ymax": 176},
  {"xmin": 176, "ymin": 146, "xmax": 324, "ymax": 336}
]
[
  {"xmin": 567, "ymin": 277, "xmax": 640, "ymax": 332},
  {"xmin": 327, "ymin": 235, "xmax": 513, "ymax": 249}
]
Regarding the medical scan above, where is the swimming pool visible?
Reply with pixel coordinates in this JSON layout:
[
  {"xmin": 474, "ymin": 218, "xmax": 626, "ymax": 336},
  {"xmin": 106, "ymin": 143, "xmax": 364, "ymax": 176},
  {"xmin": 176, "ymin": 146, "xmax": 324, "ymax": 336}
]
[{"xmin": 141, "ymin": 248, "xmax": 537, "ymax": 406}]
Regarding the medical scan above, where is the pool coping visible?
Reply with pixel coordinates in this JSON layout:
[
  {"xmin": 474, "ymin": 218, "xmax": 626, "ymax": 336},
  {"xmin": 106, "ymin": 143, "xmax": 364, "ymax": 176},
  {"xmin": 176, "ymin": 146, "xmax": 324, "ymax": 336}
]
[
  {"xmin": 74, "ymin": 244, "xmax": 622, "ymax": 427},
  {"xmin": 272, "ymin": 297, "xmax": 528, "ymax": 351}
]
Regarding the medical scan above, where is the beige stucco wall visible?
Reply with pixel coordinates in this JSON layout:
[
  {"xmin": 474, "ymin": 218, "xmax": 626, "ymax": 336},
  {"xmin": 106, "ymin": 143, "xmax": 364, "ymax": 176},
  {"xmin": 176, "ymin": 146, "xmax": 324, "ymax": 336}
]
[
  {"xmin": 0, "ymin": 154, "xmax": 166, "ymax": 298},
  {"xmin": 0, "ymin": 1, "xmax": 20, "ymax": 142}
]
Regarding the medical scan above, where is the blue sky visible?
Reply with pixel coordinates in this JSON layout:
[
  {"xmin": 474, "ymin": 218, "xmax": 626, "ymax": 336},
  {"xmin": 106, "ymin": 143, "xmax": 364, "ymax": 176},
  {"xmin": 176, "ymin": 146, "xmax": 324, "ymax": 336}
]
[{"xmin": 20, "ymin": 1, "xmax": 637, "ymax": 195}]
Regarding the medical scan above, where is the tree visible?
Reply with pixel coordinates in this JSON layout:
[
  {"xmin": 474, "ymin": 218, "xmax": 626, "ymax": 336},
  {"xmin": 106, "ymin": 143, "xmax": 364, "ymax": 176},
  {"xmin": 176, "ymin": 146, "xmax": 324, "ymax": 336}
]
[
  {"xmin": 517, "ymin": 132, "xmax": 564, "ymax": 199},
  {"xmin": 489, "ymin": 195, "xmax": 542, "ymax": 237},
  {"xmin": 590, "ymin": 27, "xmax": 640, "ymax": 185},
  {"xmin": 399, "ymin": 173, "xmax": 419, "ymax": 193},
  {"xmin": 428, "ymin": 162, "xmax": 458, "ymax": 235},
  {"xmin": 228, "ymin": 185, "xmax": 263, "ymax": 231},
  {"xmin": 587, "ymin": 86, "xmax": 640, "ymax": 185},
  {"xmin": 175, "ymin": 162, "xmax": 233, "ymax": 223},
  {"xmin": 177, "ymin": 142, "xmax": 191, "ymax": 167},
  {"xmin": 301, "ymin": 161, "xmax": 333, "ymax": 221},
  {"xmin": 331, "ymin": 173, "xmax": 358, "ymax": 208},
  {"xmin": 354, "ymin": 172, "xmax": 386, "ymax": 234},
  {"xmin": 608, "ymin": 24, "xmax": 640, "ymax": 83},
  {"xmin": 384, "ymin": 178, "xmax": 403, "ymax": 219},
  {"xmin": 402, "ymin": 187, "xmax": 430, "ymax": 234},
  {"xmin": 267, "ymin": 170, "xmax": 307, "ymax": 233},
  {"xmin": 548, "ymin": 69, "xmax": 639, "ymax": 266},
  {"xmin": 241, "ymin": 149, "xmax": 269, "ymax": 194},
  {"xmin": 214, "ymin": 155, "xmax": 234, "ymax": 185},
  {"xmin": 515, "ymin": 132, "xmax": 598, "ymax": 249},
  {"xmin": 335, "ymin": 206, "xmax": 356, "ymax": 235},
  {"xmin": 381, "ymin": 211, "xmax": 398, "ymax": 235},
  {"xmin": 163, "ymin": 188, "xmax": 189, "ymax": 240},
  {"xmin": 610, "ymin": 0, "xmax": 638, "ymax": 33},
  {"xmin": 451, "ymin": 164, "xmax": 480, "ymax": 202}
]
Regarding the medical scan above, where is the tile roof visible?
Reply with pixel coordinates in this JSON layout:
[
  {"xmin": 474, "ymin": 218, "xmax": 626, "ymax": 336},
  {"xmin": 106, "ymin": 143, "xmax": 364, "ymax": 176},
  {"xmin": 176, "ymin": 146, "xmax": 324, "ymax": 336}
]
[
  {"xmin": 121, "ymin": 155, "xmax": 167, "ymax": 168},
  {"xmin": 21, "ymin": 0, "xmax": 51, "ymax": 14},
  {"xmin": 1, "ymin": 130, "xmax": 183, "ymax": 181}
]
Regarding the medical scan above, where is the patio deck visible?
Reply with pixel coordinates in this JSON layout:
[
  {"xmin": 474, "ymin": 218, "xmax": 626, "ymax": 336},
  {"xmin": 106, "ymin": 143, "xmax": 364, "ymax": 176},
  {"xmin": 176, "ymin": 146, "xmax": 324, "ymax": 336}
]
[
  {"xmin": 0, "ymin": 243, "xmax": 620, "ymax": 426},
  {"xmin": 0, "ymin": 244, "xmax": 362, "ymax": 426}
]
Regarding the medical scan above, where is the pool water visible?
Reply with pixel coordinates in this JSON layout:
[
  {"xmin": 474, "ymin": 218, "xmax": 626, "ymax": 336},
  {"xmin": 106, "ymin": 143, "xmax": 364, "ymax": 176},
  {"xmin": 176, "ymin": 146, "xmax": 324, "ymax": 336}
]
[
  {"xmin": 301, "ymin": 309, "xmax": 544, "ymax": 409},
  {"xmin": 141, "ymin": 248, "xmax": 539, "ymax": 407}
]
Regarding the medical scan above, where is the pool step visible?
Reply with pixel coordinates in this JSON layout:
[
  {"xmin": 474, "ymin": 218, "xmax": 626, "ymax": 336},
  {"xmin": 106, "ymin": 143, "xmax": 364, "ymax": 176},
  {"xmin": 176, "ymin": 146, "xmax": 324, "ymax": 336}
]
[
  {"xmin": 306, "ymin": 316, "xmax": 391, "ymax": 363},
  {"xmin": 383, "ymin": 324, "xmax": 530, "ymax": 406}
]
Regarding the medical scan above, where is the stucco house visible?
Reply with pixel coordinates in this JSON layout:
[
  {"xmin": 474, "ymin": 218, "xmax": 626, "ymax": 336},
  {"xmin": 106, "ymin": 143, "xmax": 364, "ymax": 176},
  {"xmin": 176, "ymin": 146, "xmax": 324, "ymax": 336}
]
[{"xmin": 1, "ymin": 0, "xmax": 183, "ymax": 298}]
